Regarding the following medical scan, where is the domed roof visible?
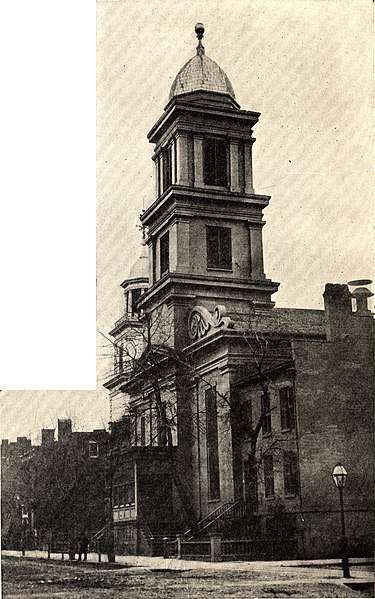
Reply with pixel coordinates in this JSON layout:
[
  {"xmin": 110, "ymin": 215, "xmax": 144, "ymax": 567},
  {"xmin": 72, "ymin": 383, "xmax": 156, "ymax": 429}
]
[
  {"xmin": 127, "ymin": 245, "xmax": 149, "ymax": 280},
  {"xmin": 169, "ymin": 24, "xmax": 235, "ymax": 101}
]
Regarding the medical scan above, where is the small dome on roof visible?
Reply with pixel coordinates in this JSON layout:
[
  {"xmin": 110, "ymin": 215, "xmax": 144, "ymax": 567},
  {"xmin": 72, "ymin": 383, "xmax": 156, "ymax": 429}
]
[
  {"xmin": 169, "ymin": 24, "xmax": 236, "ymax": 101},
  {"xmin": 127, "ymin": 245, "xmax": 149, "ymax": 280}
]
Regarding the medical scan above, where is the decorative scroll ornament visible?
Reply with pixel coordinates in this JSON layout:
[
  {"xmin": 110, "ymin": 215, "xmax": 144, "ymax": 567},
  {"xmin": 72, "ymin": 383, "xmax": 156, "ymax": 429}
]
[{"xmin": 188, "ymin": 305, "xmax": 234, "ymax": 341}]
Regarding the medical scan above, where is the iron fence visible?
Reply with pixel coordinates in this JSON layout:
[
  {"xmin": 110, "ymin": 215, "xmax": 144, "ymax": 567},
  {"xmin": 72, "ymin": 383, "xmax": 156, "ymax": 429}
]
[
  {"xmin": 221, "ymin": 537, "xmax": 298, "ymax": 561},
  {"xmin": 179, "ymin": 539, "xmax": 211, "ymax": 560}
]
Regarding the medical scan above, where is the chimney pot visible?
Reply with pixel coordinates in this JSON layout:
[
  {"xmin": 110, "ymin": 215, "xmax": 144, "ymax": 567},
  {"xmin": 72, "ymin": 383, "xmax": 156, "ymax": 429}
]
[{"xmin": 351, "ymin": 287, "xmax": 373, "ymax": 314}]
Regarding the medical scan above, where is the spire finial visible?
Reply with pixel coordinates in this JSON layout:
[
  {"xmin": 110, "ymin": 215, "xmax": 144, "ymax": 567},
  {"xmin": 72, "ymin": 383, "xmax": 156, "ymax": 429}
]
[{"xmin": 195, "ymin": 22, "xmax": 205, "ymax": 55}]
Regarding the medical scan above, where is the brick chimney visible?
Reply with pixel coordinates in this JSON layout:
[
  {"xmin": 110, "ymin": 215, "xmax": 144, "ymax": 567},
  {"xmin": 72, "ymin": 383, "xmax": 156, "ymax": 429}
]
[
  {"xmin": 323, "ymin": 283, "xmax": 353, "ymax": 341},
  {"xmin": 58, "ymin": 419, "xmax": 72, "ymax": 443},
  {"xmin": 41, "ymin": 429, "xmax": 55, "ymax": 445}
]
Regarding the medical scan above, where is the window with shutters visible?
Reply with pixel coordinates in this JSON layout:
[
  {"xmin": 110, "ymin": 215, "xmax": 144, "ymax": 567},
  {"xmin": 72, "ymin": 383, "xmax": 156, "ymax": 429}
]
[
  {"xmin": 205, "ymin": 387, "xmax": 220, "ymax": 501},
  {"xmin": 206, "ymin": 226, "xmax": 232, "ymax": 270},
  {"xmin": 283, "ymin": 451, "xmax": 299, "ymax": 496},
  {"xmin": 264, "ymin": 455, "xmax": 275, "ymax": 498},
  {"xmin": 261, "ymin": 394, "xmax": 272, "ymax": 435},
  {"xmin": 279, "ymin": 387, "xmax": 295, "ymax": 431},
  {"xmin": 203, "ymin": 138, "xmax": 228, "ymax": 186}
]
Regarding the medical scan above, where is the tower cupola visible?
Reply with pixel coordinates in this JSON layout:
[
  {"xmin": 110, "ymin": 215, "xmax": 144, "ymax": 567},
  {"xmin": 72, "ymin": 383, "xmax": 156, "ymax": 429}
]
[{"xmin": 169, "ymin": 24, "xmax": 236, "ymax": 103}]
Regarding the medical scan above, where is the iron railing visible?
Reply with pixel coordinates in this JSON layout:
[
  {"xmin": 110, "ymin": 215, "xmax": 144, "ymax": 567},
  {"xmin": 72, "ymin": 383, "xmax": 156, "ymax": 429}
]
[{"xmin": 186, "ymin": 500, "xmax": 245, "ymax": 538}]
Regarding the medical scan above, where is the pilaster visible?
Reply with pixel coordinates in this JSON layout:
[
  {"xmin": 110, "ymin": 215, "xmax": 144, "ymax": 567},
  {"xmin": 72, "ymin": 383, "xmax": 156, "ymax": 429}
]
[
  {"xmin": 244, "ymin": 142, "xmax": 254, "ymax": 194},
  {"xmin": 176, "ymin": 218, "xmax": 190, "ymax": 273},
  {"xmin": 175, "ymin": 132, "xmax": 189, "ymax": 186},
  {"xmin": 193, "ymin": 134, "xmax": 204, "ymax": 187},
  {"xmin": 170, "ymin": 138, "xmax": 177, "ymax": 184},
  {"xmin": 230, "ymin": 139, "xmax": 241, "ymax": 192},
  {"xmin": 248, "ymin": 221, "xmax": 265, "ymax": 279}
]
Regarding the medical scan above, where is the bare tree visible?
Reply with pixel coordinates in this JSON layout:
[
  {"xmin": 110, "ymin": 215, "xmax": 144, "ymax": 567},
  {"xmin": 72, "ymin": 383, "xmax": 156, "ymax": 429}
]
[{"xmin": 103, "ymin": 303, "xmax": 298, "ymax": 525}]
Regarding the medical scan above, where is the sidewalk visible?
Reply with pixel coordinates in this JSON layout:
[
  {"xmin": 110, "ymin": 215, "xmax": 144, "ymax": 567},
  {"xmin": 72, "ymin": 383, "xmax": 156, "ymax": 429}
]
[{"xmin": 2, "ymin": 549, "xmax": 373, "ymax": 584}]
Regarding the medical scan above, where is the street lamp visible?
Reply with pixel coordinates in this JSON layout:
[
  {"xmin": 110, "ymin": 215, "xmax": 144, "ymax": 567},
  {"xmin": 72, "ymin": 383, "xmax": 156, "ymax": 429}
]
[{"xmin": 332, "ymin": 463, "xmax": 351, "ymax": 578}]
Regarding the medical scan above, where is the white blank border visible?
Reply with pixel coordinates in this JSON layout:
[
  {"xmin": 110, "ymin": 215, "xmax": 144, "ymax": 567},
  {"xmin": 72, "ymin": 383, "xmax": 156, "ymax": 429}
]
[{"xmin": 0, "ymin": 2, "xmax": 96, "ymax": 389}]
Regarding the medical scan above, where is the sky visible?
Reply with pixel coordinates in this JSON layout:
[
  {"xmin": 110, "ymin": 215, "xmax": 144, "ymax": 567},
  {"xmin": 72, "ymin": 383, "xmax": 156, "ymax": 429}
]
[{"xmin": 1, "ymin": 0, "xmax": 373, "ymax": 444}]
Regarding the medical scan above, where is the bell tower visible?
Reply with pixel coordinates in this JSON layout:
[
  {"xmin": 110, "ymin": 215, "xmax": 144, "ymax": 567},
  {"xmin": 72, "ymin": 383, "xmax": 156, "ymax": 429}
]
[{"xmin": 139, "ymin": 24, "xmax": 279, "ymax": 346}]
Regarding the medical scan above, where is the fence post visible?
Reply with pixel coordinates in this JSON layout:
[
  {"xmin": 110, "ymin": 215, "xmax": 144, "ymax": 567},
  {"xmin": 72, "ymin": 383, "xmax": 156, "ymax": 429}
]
[
  {"xmin": 98, "ymin": 540, "xmax": 101, "ymax": 563},
  {"xmin": 47, "ymin": 529, "xmax": 52, "ymax": 560},
  {"xmin": 210, "ymin": 533, "xmax": 222, "ymax": 563},
  {"xmin": 163, "ymin": 537, "xmax": 169, "ymax": 559},
  {"xmin": 176, "ymin": 535, "xmax": 183, "ymax": 560}
]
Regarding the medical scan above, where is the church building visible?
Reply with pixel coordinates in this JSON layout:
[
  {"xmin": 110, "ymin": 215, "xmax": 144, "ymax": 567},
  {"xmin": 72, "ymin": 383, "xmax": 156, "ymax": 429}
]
[{"xmin": 104, "ymin": 24, "xmax": 374, "ymax": 560}]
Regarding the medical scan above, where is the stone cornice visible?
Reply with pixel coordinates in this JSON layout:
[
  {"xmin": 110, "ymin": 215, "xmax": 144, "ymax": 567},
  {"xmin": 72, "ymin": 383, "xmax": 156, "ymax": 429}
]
[
  {"xmin": 137, "ymin": 273, "xmax": 279, "ymax": 312},
  {"xmin": 148, "ymin": 98, "xmax": 260, "ymax": 145},
  {"xmin": 141, "ymin": 186, "xmax": 271, "ymax": 232}
]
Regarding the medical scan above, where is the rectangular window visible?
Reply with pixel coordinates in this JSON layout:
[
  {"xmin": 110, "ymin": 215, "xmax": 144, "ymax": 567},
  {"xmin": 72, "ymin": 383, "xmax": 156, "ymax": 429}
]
[
  {"xmin": 264, "ymin": 455, "xmax": 275, "ymax": 498},
  {"xmin": 162, "ymin": 145, "xmax": 172, "ymax": 192},
  {"xmin": 132, "ymin": 409, "xmax": 138, "ymax": 446},
  {"xmin": 205, "ymin": 387, "xmax": 220, "ymax": 501},
  {"xmin": 160, "ymin": 231, "xmax": 169, "ymax": 276},
  {"xmin": 280, "ymin": 387, "xmax": 295, "ymax": 430},
  {"xmin": 284, "ymin": 452, "xmax": 299, "ymax": 496},
  {"xmin": 113, "ymin": 485, "xmax": 120, "ymax": 507},
  {"xmin": 261, "ymin": 394, "xmax": 272, "ymax": 435},
  {"xmin": 157, "ymin": 401, "xmax": 169, "ymax": 447},
  {"xmin": 152, "ymin": 240, "xmax": 157, "ymax": 283},
  {"xmin": 131, "ymin": 288, "xmax": 142, "ymax": 316},
  {"xmin": 124, "ymin": 464, "xmax": 135, "ymax": 504},
  {"xmin": 149, "ymin": 400, "xmax": 154, "ymax": 446},
  {"xmin": 156, "ymin": 155, "xmax": 162, "ymax": 197},
  {"xmin": 118, "ymin": 345, "xmax": 124, "ymax": 372},
  {"xmin": 88, "ymin": 441, "xmax": 99, "ymax": 458},
  {"xmin": 113, "ymin": 465, "xmax": 135, "ymax": 507},
  {"xmin": 206, "ymin": 226, "xmax": 232, "ymax": 270},
  {"xmin": 238, "ymin": 401, "xmax": 252, "ymax": 439},
  {"xmin": 140, "ymin": 416, "xmax": 146, "ymax": 446},
  {"xmin": 204, "ymin": 138, "xmax": 228, "ymax": 186}
]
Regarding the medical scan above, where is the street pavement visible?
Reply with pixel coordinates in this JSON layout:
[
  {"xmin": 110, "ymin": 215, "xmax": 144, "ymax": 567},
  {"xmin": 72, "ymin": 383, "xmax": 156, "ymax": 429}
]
[{"xmin": 2, "ymin": 549, "xmax": 373, "ymax": 588}]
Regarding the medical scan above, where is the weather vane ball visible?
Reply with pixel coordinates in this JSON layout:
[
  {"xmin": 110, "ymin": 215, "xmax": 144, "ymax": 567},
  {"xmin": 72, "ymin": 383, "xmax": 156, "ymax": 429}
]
[{"xmin": 195, "ymin": 23, "xmax": 205, "ymax": 40}]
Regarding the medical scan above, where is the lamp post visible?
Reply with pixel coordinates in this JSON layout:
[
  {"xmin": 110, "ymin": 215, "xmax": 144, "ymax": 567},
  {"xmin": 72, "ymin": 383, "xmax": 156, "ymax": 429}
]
[{"xmin": 332, "ymin": 463, "xmax": 350, "ymax": 578}]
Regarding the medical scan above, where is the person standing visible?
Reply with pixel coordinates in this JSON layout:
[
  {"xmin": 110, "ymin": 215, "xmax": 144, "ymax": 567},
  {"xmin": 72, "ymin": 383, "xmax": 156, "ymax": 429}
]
[{"xmin": 77, "ymin": 532, "xmax": 89, "ymax": 561}]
